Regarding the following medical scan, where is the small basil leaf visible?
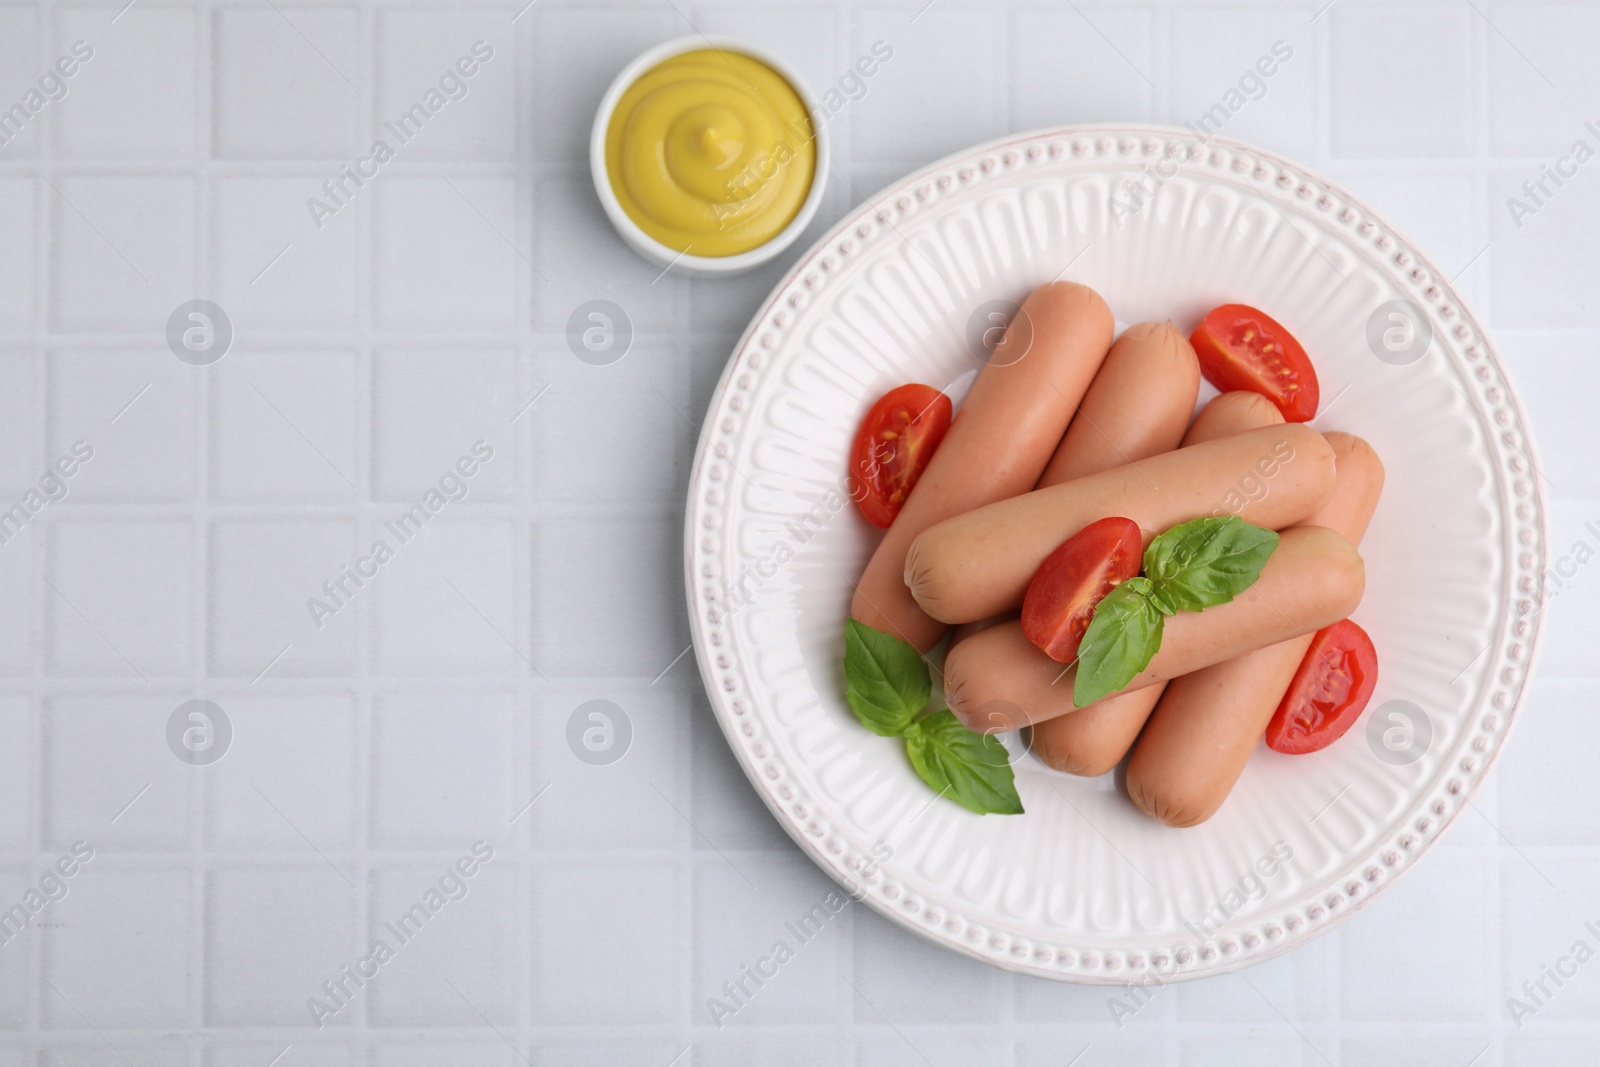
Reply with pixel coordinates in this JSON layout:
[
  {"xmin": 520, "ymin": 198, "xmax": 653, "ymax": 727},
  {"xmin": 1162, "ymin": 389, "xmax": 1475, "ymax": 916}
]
[
  {"xmin": 1145, "ymin": 581, "xmax": 1180, "ymax": 617},
  {"xmin": 1073, "ymin": 577, "xmax": 1164, "ymax": 707},
  {"xmin": 843, "ymin": 619, "xmax": 929, "ymax": 736},
  {"xmin": 903, "ymin": 711, "xmax": 1023, "ymax": 815},
  {"xmin": 1143, "ymin": 516, "xmax": 1279, "ymax": 613}
]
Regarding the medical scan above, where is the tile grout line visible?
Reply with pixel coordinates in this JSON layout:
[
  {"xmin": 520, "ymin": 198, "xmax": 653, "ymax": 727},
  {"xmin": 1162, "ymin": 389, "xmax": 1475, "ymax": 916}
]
[
  {"xmin": 354, "ymin": 0, "xmax": 376, "ymax": 1052},
  {"xmin": 511, "ymin": 6, "xmax": 536, "ymax": 1046},
  {"xmin": 27, "ymin": 0, "xmax": 49, "ymax": 1047},
  {"xmin": 192, "ymin": 0, "xmax": 216, "ymax": 1049}
]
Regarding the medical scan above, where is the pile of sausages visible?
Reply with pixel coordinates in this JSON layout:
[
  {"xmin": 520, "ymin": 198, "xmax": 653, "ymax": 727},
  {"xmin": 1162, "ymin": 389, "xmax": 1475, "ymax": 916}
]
[{"xmin": 848, "ymin": 281, "xmax": 1384, "ymax": 827}]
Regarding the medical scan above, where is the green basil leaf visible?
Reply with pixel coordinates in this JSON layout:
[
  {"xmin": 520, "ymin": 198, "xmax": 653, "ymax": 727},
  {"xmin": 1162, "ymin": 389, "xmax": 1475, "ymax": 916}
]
[
  {"xmin": 843, "ymin": 619, "xmax": 929, "ymax": 736},
  {"xmin": 1143, "ymin": 516, "xmax": 1279, "ymax": 613},
  {"xmin": 1073, "ymin": 577, "xmax": 1164, "ymax": 707},
  {"xmin": 903, "ymin": 711, "xmax": 1023, "ymax": 815}
]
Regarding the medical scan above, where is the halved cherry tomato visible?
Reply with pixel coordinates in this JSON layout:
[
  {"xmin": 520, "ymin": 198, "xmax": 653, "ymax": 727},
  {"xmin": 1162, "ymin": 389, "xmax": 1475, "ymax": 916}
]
[
  {"xmin": 849, "ymin": 384, "xmax": 953, "ymax": 528},
  {"xmin": 1190, "ymin": 304, "xmax": 1319, "ymax": 423},
  {"xmin": 1021, "ymin": 516, "xmax": 1143, "ymax": 664},
  {"xmin": 1265, "ymin": 619, "xmax": 1378, "ymax": 754}
]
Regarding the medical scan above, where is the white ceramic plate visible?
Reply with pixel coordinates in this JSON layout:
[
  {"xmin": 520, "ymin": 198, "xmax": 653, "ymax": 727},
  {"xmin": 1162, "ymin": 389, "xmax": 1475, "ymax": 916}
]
[{"xmin": 683, "ymin": 125, "xmax": 1547, "ymax": 982}]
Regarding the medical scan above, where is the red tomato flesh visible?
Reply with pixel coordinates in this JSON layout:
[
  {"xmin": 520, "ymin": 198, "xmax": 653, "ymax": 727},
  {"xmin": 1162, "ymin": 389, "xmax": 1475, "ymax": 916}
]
[
  {"xmin": 849, "ymin": 383, "xmax": 952, "ymax": 528},
  {"xmin": 1265, "ymin": 619, "xmax": 1378, "ymax": 755},
  {"xmin": 1191, "ymin": 304, "xmax": 1320, "ymax": 423},
  {"xmin": 1021, "ymin": 517, "xmax": 1144, "ymax": 664}
]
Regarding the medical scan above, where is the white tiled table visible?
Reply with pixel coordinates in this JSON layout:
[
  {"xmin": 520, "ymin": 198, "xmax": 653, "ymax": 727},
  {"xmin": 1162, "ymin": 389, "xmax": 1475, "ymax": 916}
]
[{"xmin": 0, "ymin": 0, "xmax": 1595, "ymax": 1063}]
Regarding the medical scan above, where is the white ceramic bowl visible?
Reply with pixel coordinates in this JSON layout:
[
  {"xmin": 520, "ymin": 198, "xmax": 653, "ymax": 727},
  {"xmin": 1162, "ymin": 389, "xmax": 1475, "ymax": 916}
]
[{"xmin": 589, "ymin": 35, "xmax": 831, "ymax": 278}]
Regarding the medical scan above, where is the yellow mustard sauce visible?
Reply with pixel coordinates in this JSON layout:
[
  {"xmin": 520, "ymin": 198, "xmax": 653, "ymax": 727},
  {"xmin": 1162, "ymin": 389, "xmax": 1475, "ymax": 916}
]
[{"xmin": 605, "ymin": 49, "xmax": 816, "ymax": 257}]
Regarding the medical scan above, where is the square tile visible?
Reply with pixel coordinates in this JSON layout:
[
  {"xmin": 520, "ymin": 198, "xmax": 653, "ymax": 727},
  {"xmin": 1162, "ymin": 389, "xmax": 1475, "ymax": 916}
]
[
  {"xmin": 212, "ymin": 176, "xmax": 358, "ymax": 330},
  {"xmin": 533, "ymin": 683, "xmax": 690, "ymax": 852},
  {"xmin": 1500, "ymin": 856, "xmax": 1600, "ymax": 1025},
  {"xmin": 371, "ymin": 350, "xmax": 516, "ymax": 501},
  {"xmin": 526, "ymin": 7, "xmax": 682, "ymax": 163},
  {"xmin": 688, "ymin": 686, "xmax": 791, "ymax": 853},
  {"xmin": 1507, "ymin": 1035, "xmax": 1585, "ymax": 1066},
  {"xmin": 47, "ymin": 520, "xmax": 191, "ymax": 679},
  {"xmin": 1169, "ymin": 11, "xmax": 1315, "ymax": 160},
  {"xmin": 371, "ymin": 519, "xmax": 520, "ymax": 676},
  {"xmin": 48, "ymin": 349, "xmax": 194, "ymax": 502},
  {"xmin": 691, "ymin": 852, "xmax": 845, "ymax": 1027},
  {"xmin": 533, "ymin": 340, "xmax": 689, "ymax": 506},
  {"xmin": 0, "ymin": 351, "xmax": 39, "ymax": 495},
  {"xmin": 209, "ymin": 519, "xmax": 359, "ymax": 677},
  {"xmin": 373, "ymin": 1047, "xmax": 520, "ymax": 1067},
  {"xmin": 1498, "ymin": 681, "xmax": 1593, "ymax": 846},
  {"xmin": 210, "ymin": 350, "xmax": 360, "ymax": 502},
  {"xmin": 42, "ymin": 867, "xmax": 192, "ymax": 1028},
  {"xmin": 376, "ymin": 13, "xmax": 516, "ymax": 161},
  {"xmin": 55, "ymin": 7, "xmax": 196, "ymax": 159},
  {"xmin": 850, "ymin": 10, "xmax": 998, "ymax": 165},
  {"xmin": 1175, "ymin": 938, "xmax": 1332, "ymax": 1023},
  {"xmin": 373, "ymin": 178, "xmax": 521, "ymax": 331},
  {"xmin": 1488, "ymin": 5, "xmax": 1600, "ymax": 157},
  {"xmin": 532, "ymin": 514, "xmax": 688, "ymax": 679},
  {"xmin": 50, "ymin": 175, "xmax": 195, "ymax": 332},
  {"xmin": 851, "ymin": 905, "xmax": 1001, "ymax": 1023},
  {"xmin": 41, "ymin": 1041, "xmax": 186, "ymax": 1067},
  {"xmin": 1012, "ymin": 8, "xmax": 1155, "ymax": 130},
  {"xmin": 1180, "ymin": 1033, "xmax": 1314, "ymax": 1066},
  {"xmin": 1526, "ymin": 509, "xmax": 1600, "ymax": 680},
  {"xmin": 43, "ymin": 695, "xmax": 191, "ymax": 851},
  {"xmin": 1330, "ymin": 6, "xmax": 1474, "ymax": 157},
  {"xmin": 0, "ymin": 697, "xmax": 34, "ymax": 850},
  {"xmin": 697, "ymin": 1036, "xmax": 846, "ymax": 1067},
  {"xmin": 0, "ymin": 181, "xmax": 35, "ymax": 328},
  {"xmin": 531, "ymin": 1040, "xmax": 682, "ymax": 1067},
  {"xmin": 1491, "ymin": 173, "xmax": 1600, "ymax": 327},
  {"xmin": 1495, "ymin": 331, "xmax": 1600, "ymax": 493},
  {"xmin": 0, "ymin": 9, "xmax": 40, "ymax": 160},
  {"xmin": 1340, "ymin": 853, "xmax": 1488, "ymax": 1020},
  {"xmin": 0, "ymin": 529, "xmax": 31, "ymax": 675},
  {"xmin": 206, "ymin": 867, "xmax": 360, "ymax": 1026},
  {"xmin": 205, "ymin": 694, "xmax": 357, "ymax": 850},
  {"xmin": 535, "ymin": 173, "xmax": 688, "ymax": 332},
  {"xmin": 1343, "ymin": 1035, "xmax": 1498, "ymax": 1067},
  {"xmin": 213, "ymin": 7, "xmax": 360, "ymax": 159},
  {"xmin": 371, "ymin": 690, "xmax": 513, "ymax": 847},
  {"xmin": 0, "ymin": 868, "xmax": 34, "ymax": 1028},
  {"xmin": 367, "ymin": 858, "xmax": 516, "ymax": 1025},
  {"xmin": 206, "ymin": 1045, "xmax": 351, "ymax": 1067},
  {"xmin": 1020, "ymin": 1036, "xmax": 1165, "ymax": 1067},
  {"xmin": 533, "ymin": 859, "xmax": 679, "ymax": 1024},
  {"xmin": 856, "ymin": 1035, "xmax": 1007, "ymax": 1067}
]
